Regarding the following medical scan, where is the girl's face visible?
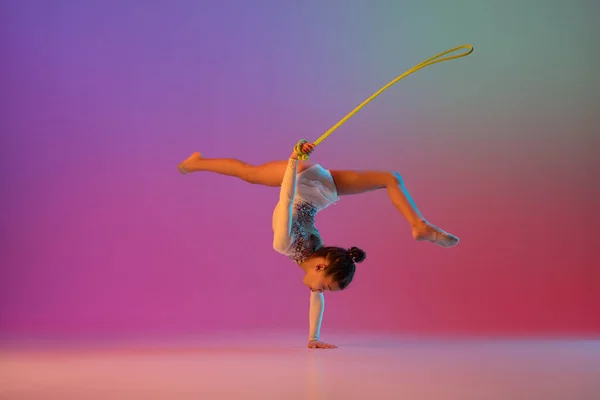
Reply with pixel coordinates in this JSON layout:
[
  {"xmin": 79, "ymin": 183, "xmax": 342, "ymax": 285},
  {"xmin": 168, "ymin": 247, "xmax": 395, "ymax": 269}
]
[{"xmin": 302, "ymin": 262, "xmax": 340, "ymax": 293}]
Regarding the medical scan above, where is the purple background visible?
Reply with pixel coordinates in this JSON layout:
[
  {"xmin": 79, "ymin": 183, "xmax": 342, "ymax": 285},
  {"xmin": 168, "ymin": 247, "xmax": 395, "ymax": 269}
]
[{"xmin": 1, "ymin": 0, "xmax": 599, "ymax": 340}]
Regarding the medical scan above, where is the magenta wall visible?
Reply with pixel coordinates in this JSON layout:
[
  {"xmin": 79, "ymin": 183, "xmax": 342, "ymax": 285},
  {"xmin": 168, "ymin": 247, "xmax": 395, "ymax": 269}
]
[{"xmin": 1, "ymin": 0, "xmax": 598, "ymax": 339}]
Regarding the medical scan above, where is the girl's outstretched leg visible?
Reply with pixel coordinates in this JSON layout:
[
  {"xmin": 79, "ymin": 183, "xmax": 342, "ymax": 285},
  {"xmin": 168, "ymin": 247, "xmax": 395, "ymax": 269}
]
[
  {"xmin": 329, "ymin": 169, "xmax": 459, "ymax": 248},
  {"xmin": 178, "ymin": 152, "xmax": 311, "ymax": 187}
]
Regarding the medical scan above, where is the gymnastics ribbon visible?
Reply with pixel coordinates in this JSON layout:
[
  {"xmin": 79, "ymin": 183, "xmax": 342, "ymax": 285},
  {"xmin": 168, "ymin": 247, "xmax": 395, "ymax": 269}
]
[{"xmin": 295, "ymin": 44, "xmax": 474, "ymax": 160}]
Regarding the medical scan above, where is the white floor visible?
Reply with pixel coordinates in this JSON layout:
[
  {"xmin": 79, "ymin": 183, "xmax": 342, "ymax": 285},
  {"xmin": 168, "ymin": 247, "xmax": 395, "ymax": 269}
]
[{"xmin": 1, "ymin": 333, "xmax": 599, "ymax": 400}]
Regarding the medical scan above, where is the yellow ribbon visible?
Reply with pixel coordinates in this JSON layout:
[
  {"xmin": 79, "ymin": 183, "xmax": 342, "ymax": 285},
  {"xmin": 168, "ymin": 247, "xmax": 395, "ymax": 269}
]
[{"xmin": 295, "ymin": 44, "xmax": 474, "ymax": 160}]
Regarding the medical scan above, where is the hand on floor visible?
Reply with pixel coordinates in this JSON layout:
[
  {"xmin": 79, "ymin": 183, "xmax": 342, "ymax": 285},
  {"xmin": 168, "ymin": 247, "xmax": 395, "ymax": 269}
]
[{"xmin": 308, "ymin": 340, "xmax": 337, "ymax": 349}]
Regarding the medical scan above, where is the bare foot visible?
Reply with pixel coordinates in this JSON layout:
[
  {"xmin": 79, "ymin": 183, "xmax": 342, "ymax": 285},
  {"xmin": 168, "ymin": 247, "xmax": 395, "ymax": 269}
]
[
  {"xmin": 412, "ymin": 221, "xmax": 460, "ymax": 248},
  {"xmin": 178, "ymin": 152, "xmax": 203, "ymax": 174}
]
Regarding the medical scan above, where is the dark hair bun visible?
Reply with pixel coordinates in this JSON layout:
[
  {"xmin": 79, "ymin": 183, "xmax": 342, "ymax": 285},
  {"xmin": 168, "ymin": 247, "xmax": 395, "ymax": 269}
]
[{"xmin": 348, "ymin": 247, "xmax": 366, "ymax": 264}]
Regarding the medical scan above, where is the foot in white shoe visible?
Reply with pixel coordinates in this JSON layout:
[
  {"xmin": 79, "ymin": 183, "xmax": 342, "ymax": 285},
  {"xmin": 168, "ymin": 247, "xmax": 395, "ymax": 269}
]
[
  {"xmin": 178, "ymin": 152, "xmax": 203, "ymax": 174},
  {"xmin": 412, "ymin": 221, "xmax": 459, "ymax": 248}
]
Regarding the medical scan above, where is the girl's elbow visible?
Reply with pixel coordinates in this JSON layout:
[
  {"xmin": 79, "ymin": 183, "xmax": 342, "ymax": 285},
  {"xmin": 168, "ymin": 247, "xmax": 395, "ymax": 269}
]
[{"xmin": 273, "ymin": 238, "xmax": 290, "ymax": 253}]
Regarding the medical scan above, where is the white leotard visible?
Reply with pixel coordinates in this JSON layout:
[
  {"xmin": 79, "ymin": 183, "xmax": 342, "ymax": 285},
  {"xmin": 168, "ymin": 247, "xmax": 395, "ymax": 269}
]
[{"xmin": 272, "ymin": 158, "xmax": 340, "ymax": 341}]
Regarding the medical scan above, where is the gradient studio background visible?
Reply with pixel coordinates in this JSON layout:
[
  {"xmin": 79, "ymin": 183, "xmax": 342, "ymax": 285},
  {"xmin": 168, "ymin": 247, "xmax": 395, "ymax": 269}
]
[{"xmin": 1, "ymin": 0, "xmax": 598, "ymax": 341}]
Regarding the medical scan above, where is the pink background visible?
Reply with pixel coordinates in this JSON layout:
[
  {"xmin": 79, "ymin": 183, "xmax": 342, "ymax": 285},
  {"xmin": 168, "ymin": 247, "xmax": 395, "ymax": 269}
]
[{"xmin": 1, "ymin": 0, "xmax": 599, "ymax": 340}]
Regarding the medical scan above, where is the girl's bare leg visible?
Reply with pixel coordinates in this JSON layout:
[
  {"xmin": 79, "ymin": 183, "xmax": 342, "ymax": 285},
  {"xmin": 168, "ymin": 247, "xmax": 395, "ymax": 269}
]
[
  {"xmin": 329, "ymin": 169, "xmax": 459, "ymax": 248},
  {"xmin": 178, "ymin": 152, "xmax": 311, "ymax": 187}
]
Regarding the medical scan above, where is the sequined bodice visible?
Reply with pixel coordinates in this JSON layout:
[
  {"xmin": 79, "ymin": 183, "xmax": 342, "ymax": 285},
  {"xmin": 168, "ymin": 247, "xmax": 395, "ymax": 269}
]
[{"xmin": 287, "ymin": 201, "xmax": 320, "ymax": 264}]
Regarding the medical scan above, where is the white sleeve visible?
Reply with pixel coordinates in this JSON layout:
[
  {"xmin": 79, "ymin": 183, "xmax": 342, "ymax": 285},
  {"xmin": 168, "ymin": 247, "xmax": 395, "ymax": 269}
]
[
  {"xmin": 272, "ymin": 158, "xmax": 298, "ymax": 253},
  {"xmin": 309, "ymin": 291, "xmax": 324, "ymax": 341}
]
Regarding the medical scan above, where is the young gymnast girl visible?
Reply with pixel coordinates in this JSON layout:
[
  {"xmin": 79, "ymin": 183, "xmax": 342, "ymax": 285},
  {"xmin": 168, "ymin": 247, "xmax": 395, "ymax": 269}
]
[{"xmin": 178, "ymin": 142, "xmax": 459, "ymax": 349}]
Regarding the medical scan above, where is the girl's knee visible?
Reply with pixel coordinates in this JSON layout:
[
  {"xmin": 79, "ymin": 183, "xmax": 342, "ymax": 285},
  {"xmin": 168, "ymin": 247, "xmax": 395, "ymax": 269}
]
[{"xmin": 389, "ymin": 171, "xmax": 403, "ymax": 186}]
